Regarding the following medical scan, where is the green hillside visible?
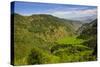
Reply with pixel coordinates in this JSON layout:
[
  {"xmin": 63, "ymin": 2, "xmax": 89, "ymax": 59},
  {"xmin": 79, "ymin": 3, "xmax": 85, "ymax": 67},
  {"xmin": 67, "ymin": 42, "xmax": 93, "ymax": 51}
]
[
  {"xmin": 12, "ymin": 14, "xmax": 97, "ymax": 65},
  {"xmin": 77, "ymin": 19, "xmax": 97, "ymax": 57}
]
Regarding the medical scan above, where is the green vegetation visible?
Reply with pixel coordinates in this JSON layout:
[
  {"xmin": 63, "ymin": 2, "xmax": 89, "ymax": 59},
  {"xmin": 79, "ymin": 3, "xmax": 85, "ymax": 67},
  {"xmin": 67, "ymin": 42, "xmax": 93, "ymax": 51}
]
[
  {"xmin": 12, "ymin": 14, "xmax": 97, "ymax": 65},
  {"xmin": 56, "ymin": 36, "xmax": 85, "ymax": 44},
  {"xmin": 77, "ymin": 19, "xmax": 97, "ymax": 57},
  {"xmin": 28, "ymin": 46, "xmax": 60, "ymax": 64}
]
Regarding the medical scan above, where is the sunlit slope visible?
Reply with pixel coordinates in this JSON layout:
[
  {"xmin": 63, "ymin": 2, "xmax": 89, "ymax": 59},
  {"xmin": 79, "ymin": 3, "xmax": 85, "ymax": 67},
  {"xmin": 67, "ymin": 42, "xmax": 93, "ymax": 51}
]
[
  {"xmin": 13, "ymin": 14, "xmax": 82, "ymax": 65},
  {"xmin": 13, "ymin": 14, "xmax": 96, "ymax": 65}
]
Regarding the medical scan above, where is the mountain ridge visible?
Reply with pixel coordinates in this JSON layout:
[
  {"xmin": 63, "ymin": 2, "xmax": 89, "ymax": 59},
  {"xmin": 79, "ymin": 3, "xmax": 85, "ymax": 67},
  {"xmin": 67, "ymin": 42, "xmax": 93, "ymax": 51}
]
[{"xmin": 13, "ymin": 13, "xmax": 97, "ymax": 65}]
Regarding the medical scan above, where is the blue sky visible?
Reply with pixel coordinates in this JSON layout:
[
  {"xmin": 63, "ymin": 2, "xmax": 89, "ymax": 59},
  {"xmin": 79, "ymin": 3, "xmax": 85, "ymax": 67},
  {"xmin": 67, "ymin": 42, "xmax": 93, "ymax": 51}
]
[{"xmin": 12, "ymin": 1, "xmax": 97, "ymax": 22}]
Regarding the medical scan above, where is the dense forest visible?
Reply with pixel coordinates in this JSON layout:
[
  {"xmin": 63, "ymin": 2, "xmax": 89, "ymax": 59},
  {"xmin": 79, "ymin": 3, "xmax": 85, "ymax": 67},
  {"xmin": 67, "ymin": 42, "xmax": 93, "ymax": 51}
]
[{"xmin": 12, "ymin": 14, "xmax": 97, "ymax": 65}]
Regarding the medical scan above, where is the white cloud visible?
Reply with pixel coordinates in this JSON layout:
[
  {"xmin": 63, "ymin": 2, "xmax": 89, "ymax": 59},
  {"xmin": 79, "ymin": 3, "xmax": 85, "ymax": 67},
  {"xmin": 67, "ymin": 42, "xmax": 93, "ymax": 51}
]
[
  {"xmin": 79, "ymin": 9, "xmax": 97, "ymax": 14},
  {"xmin": 48, "ymin": 8, "xmax": 97, "ymax": 21}
]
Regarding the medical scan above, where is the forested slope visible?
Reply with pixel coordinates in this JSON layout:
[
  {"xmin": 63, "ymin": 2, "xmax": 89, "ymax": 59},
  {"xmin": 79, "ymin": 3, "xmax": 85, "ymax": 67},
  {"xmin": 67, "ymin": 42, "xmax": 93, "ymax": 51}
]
[{"xmin": 13, "ymin": 14, "xmax": 97, "ymax": 65}]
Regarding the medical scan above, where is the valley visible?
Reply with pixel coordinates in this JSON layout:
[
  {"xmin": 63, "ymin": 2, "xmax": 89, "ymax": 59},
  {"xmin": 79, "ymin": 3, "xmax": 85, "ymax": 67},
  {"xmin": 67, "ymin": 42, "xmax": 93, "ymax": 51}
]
[{"xmin": 13, "ymin": 14, "xmax": 97, "ymax": 65}]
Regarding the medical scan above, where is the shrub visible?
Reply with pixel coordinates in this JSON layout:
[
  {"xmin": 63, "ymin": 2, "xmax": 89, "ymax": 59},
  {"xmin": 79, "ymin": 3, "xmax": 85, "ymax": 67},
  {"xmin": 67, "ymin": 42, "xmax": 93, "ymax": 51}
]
[{"xmin": 27, "ymin": 47, "xmax": 60, "ymax": 64}]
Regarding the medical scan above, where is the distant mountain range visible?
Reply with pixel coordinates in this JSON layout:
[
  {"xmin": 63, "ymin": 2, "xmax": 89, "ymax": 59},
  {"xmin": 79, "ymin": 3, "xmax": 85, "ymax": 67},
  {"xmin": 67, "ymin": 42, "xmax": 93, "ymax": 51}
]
[{"xmin": 74, "ymin": 15, "xmax": 97, "ymax": 23}]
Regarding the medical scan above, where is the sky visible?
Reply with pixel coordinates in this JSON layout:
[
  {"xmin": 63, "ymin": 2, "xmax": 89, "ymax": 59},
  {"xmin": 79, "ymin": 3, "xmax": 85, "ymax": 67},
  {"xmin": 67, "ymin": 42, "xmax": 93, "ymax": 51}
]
[{"xmin": 12, "ymin": 1, "xmax": 97, "ymax": 22}]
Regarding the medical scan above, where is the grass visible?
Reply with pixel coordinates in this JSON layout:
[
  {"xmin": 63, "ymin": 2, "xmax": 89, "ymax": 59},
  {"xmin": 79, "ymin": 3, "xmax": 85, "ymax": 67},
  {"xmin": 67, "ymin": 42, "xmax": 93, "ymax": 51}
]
[
  {"xmin": 56, "ymin": 36, "xmax": 85, "ymax": 44},
  {"xmin": 14, "ymin": 35, "xmax": 94, "ymax": 65}
]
